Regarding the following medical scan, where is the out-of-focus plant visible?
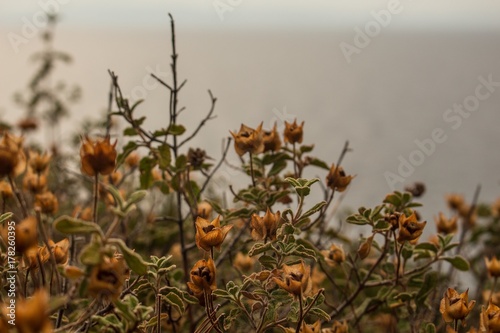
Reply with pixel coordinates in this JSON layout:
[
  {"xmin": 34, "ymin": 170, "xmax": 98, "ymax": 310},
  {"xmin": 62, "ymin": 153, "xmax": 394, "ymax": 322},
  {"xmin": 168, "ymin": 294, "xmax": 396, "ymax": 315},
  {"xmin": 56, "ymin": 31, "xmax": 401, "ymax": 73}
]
[{"xmin": 1, "ymin": 11, "xmax": 500, "ymax": 333}]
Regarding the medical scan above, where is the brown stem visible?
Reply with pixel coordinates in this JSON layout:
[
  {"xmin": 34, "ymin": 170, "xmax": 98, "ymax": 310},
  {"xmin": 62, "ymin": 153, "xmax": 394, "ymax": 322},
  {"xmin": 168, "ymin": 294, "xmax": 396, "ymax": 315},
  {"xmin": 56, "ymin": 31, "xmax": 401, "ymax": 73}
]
[
  {"xmin": 92, "ymin": 173, "xmax": 99, "ymax": 223},
  {"xmin": 8, "ymin": 174, "xmax": 28, "ymax": 218},
  {"xmin": 249, "ymin": 152, "xmax": 256, "ymax": 187}
]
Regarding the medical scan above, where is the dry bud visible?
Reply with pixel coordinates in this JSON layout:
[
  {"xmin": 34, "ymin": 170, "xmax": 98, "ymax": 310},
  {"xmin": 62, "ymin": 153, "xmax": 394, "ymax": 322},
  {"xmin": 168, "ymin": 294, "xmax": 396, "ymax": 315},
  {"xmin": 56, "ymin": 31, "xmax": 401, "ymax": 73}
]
[
  {"xmin": 397, "ymin": 212, "xmax": 426, "ymax": 244},
  {"xmin": 80, "ymin": 135, "xmax": 117, "ymax": 176},
  {"xmin": 273, "ymin": 260, "xmax": 312, "ymax": 297},
  {"xmin": 326, "ymin": 164, "xmax": 354, "ymax": 192},
  {"xmin": 195, "ymin": 215, "xmax": 232, "ymax": 252},
  {"xmin": 251, "ymin": 207, "xmax": 281, "ymax": 242},
  {"xmin": 357, "ymin": 234, "xmax": 374, "ymax": 259},
  {"xmin": 0, "ymin": 132, "xmax": 25, "ymax": 177},
  {"xmin": 440, "ymin": 288, "xmax": 475, "ymax": 324},
  {"xmin": 486, "ymin": 256, "xmax": 500, "ymax": 278},
  {"xmin": 435, "ymin": 212, "xmax": 458, "ymax": 235},
  {"xmin": 322, "ymin": 243, "xmax": 345, "ymax": 266},
  {"xmin": 262, "ymin": 122, "xmax": 282, "ymax": 153},
  {"xmin": 283, "ymin": 119, "xmax": 304, "ymax": 144},
  {"xmin": 230, "ymin": 123, "xmax": 264, "ymax": 156}
]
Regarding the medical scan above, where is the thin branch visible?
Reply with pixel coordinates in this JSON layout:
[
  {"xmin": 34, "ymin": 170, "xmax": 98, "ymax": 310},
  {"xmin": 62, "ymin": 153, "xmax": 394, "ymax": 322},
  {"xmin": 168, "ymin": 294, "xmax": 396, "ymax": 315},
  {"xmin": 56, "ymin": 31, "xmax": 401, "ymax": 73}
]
[{"xmin": 179, "ymin": 90, "xmax": 217, "ymax": 148}]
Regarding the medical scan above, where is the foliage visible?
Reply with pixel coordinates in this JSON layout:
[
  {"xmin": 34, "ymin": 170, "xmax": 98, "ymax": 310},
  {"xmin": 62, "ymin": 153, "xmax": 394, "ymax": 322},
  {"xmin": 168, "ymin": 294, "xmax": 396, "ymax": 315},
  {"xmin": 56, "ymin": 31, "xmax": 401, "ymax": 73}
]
[{"xmin": 0, "ymin": 12, "xmax": 499, "ymax": 333}]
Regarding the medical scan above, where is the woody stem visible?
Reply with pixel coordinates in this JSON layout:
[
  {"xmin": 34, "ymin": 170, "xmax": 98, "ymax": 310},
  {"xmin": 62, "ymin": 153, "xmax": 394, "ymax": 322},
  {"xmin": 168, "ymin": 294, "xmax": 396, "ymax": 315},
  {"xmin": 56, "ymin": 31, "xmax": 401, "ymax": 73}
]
[
  {"xmin": 93, "ymin": 173, "xmax": 99, "ymax": 223},
  {"xmin": 393, "ymin": 230, "xmax": 402, "ymax": 286},
  {"xmin": 295, "ymin": 292, "xmax": 304, "ymax": 333},
  {"xmin": 8, "ymin": 174, "xmax": 28, "ymax": 218},
  {"xmin": 249, "ymin": 152, "xmax": 256, "ymax": 187},
  {"xmin": 454, "ymin": 319, "xmax": 458, "ymax": 332},
  {"xmin": 292, "ymin": 142, "xmax": 298, "ymax": 178}
]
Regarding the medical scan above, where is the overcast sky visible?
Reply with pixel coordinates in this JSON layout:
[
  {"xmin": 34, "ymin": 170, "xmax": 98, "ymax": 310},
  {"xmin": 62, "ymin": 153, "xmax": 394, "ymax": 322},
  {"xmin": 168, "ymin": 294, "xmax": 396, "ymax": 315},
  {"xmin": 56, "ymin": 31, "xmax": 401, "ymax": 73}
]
[{"xmin": 2, "ymin": 1, "xmax": 500, "ymax": 31}]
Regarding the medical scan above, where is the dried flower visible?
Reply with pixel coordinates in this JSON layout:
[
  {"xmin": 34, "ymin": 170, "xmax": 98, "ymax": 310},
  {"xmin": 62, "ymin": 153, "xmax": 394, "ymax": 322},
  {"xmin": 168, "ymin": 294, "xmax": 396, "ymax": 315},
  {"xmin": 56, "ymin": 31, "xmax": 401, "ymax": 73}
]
[
  {"xmin": 322, "ymin": 243, "xmax": 345, "ymax": 266},
  {"xmin": 187, "ymin": 148, "xmax": 210, "ymax": 169},
  {"xmin": 28, "ymin": 150, "xmax": 50, "ymax": 174},
  {"xmin": 480, "ymin": 300, "xmax": 500, "ymax": 333},
  {"xmin": 0, "ymin": 180, "xmax": 13, "ymax": 199},
  {"xmin": 0, "ymin": 132, "xmax": 25, "ymax": 177},
  {"xmin": 17, "ymin": 117, "xmax": 38, "ymax": 132},
  {"xmin": 23, "ymin": 169, "xmax": 48, "ymax": 194},
  {"xmin": 125, "ymin": 151, "xmax": 140, "ymax": 169},
  {"xmin": 326, "ymin": 164, "xmax": 353, "ymax": 192},
  {"xmin": 15, "ymin": 289, "xmax": 52, "ymax": 333},
  {"xmin": 404, "ymin": 182, "xmax": 426, "ymax": 198},
  {"xmin": 323, "ymin": 320, "xmax": 349, "ymax": 333},
  {"xmin": 230, "ymin": 123, "xmax": 264, "ymax": 156},
  {"xmin": 251, "ymin": 208, "xmax": 281, "ymax": 242},
  {"xmin": 486, "ymin": 256, "xmax": 500, "ymax": 278},
  {"xmin": 233, "ymin": 252, "xmax": 255, "ymax": 272},
  {"xmin": 80, "ymin": 135, "xmax": 117, "ymax": 176},
  {"xmin": 284, "ymin": 119, "xmax": 304, "ymax": 144},
  {"xmin": 64, "ymin": 265, "xmax": 85, "ymax": 279},
  {"xmin": 35, "ymin": 191, "xmax": 59, "ymax": 215},
  {"xmin": 282, "ymin": 320, "xmax": 321, "ymax": 333},
  {"xmin": 446, "ymin": 193, "xmax": 465, "ymax": 211},
  {"xmin": 262, "ymin": 122, "xmax": 282, "ymax": 152},
  {"xmin": 492, "ymin": 198, "xmax": 500, "ymax": 218},
  {"xmin": 397, "ymin": 212, "xmax": 426, "ymax": 244},
  {"xmin": 195, "ymin": 216, "xmax": 233, "ymax": 252},
  {"xmin": 5, "ymin": 216, "xmax": 38, "ymax": 254},
  {"xmin": 440, "ymin": 288, "xmax": 475, "ymax": 324},
  {"xmin": 385, "ymin": 212, "xmax": 400, "ymax": 230},
  {"xmin": 197, "ymin": 201, "xmax": 213, "ymax": 219},
  {"xmin": 435, "ymin": 212, "xmax": 458, "ymax": 235},
  {"xmin": 273, "ymin": 260, "xmax": 312, "ymax": 297},
  {"xmin": 187, "ymin": 258, "xmax": 217, "ymax": 305},
  {"xmin": 88, "ymin": 255, "xmax": 127, "ymax": 300},
  {"xmin": 357, "ymin": 234, "xmax": 374, "ymax": 259}
]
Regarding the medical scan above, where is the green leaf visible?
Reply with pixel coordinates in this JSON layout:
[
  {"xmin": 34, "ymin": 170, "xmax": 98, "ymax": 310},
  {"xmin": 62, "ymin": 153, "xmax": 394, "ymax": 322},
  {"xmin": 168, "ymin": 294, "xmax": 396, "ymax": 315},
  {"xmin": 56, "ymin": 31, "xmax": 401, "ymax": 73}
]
[
  {"xmin": 113, "ymin": 298, "xmax": 136, "ymax": 322},
  {"xmin": 139, "ymin": 156, "xmax": 156, "ymax": 189},
  {"xmin": 108, "ymin": 238, "xmax": 148, "ymax": 275},
  {"xmin": 424, "ymin": 323, "xmax": 436, "ymax": 333},
  {"xmin": 258, "ymin": 255, "xmax": 278, "ymax": 270},
  {"xmin": 307, "ymin": 307, "xmax": 330, "ymax": 321},
  {"xmin": 301, "ymin": 201, "xmax": 326, "ymax": 219},
  {"xmin": 248, "ymin": 242, "xmax": 273, "ymax": 257},
  {"xmin": 0, "ymin": 212, "xmax": 13, "ymax": 225},
  {"xmin": 53, "ymin": 216, "xmax": 103, "ymax": 236},
  {"xmin": 415, "ymin": 242, "xmax": 438, "ymax": 253},
  {"xmin": 123, "ymin": 127, "xmax": 137, "ymax": 136},
  {"xmin": 167, "ymin": 124, "xmax": 186, "ymax": 136},
  {"xmin": 164, "ymin": 292, "xmax": 185, "ymax": 314},
  {"xmin": 79, "ymin": 237, "xmax": 102, "ymax": 266},
  {"xmin": 444, "ymin": 255, "xmax": 470, "ymax": 271},
  {"xmin": 157, "ymin": 144, "xmax": 171, "ymax": 170},
  {"xmin": 116, "ymin": 141, "xmax": 138, "ymax": 168},
  {"xmin": 268, "ymin": 159, "xmax": 287, "ymax": 176},
  {"xmin": 308, "ymin": 157, "xmax": 330, "ymax": 170},
  {"xmin": 416, "ymin": 272, "xmax": 438, "ymax": 306}
]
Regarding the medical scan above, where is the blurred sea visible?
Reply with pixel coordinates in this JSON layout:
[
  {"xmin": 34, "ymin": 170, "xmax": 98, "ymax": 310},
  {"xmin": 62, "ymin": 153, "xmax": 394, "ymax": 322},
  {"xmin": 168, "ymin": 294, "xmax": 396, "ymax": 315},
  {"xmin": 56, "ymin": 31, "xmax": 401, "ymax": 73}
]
[{"xmin": 1, "ymin": 28, "xmax": 500, "ymax": 233}]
